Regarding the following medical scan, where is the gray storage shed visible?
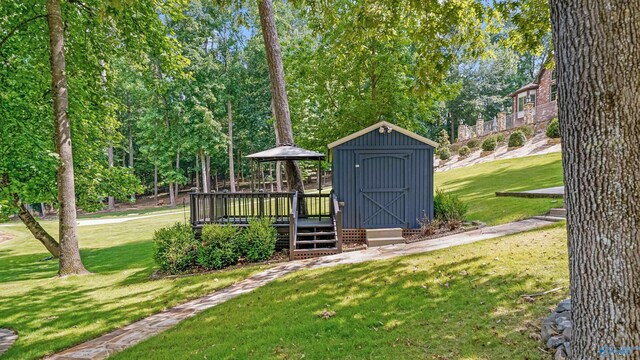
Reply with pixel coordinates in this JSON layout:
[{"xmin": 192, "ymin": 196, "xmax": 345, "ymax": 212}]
[{"xmin": 328, "ymin": 121, "xmax": 437, "ymax": 229}]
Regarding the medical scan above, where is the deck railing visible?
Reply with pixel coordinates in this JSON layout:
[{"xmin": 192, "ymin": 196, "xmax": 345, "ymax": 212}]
[
  {"xmin": 190, "ymin": 192, "xmax": 295, "ymax": 226},
  {"xmin": 190, "ymin": 191, "xmax": 333, "ymax": 226}
]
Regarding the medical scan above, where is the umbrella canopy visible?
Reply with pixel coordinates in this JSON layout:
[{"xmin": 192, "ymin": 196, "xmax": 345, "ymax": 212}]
[{"xmin": 246, "ymin": 145, "xmax": 325, "ymax": 162}]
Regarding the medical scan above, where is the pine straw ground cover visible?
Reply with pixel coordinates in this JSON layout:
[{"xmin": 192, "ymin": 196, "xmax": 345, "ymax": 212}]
[{"xmin": 115, "ymin": 223, "xmax": 569, "ymax": 360}]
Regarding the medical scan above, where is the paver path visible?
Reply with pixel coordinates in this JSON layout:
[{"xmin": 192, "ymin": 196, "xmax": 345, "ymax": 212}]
[
  {"xmin": 0, "ymin": 329, "xmax": 18, "ymax": 357},
  {"xmin": 49, "ymin": 218, "xmax": 556, "ymax": 360}
]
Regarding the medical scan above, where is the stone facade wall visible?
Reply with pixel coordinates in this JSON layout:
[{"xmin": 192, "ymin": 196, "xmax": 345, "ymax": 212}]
[{"xmin": 534, "ymin": 68, "xmax": 558, "ymax": 122}]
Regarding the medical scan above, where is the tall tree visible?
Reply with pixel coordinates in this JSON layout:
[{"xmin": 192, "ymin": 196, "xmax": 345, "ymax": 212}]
[
  {"xmin": 258, "ymin": 0, "xmax": 305, "ymax": 194},
  {"xmin": 46, "ymin": 0, "xmax": 88, "ymax": 275},
  {"xmin": 550, "ymin": 0, "xmax": 640, "ymax": 357}
]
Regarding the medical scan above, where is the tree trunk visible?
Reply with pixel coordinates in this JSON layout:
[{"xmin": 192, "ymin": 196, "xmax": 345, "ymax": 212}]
[
  {"xmin": 258, "ymin": 0, "xmax": 305, "ymax": 197},
  {"xmin": 227, "ymin": 101, "xmax": 237, "ymax": 192},
  {"xmin": 153, "ymin": 161, "xmax": 158, "ymax": 204},
  {"xmin": 107, "ymin": 145, "xmax": 115, "ymax": 211},
  {"xmin": 168, "ymin": 182, "xmax": 175, "ymax": 207},
  {"xmin": 195, "ymin": 154, "xmax": 200, "ymax": 191},
  {"xmin": 206, "ymin": 155, "xmax": 213, "ymax": 191},
  {"xmin": 13, "ymin": 193, "xmax": 61, "ymax": 257},
  {"xmin": 200, "ymin": 149, "xmax": 208, "ymax": 193},
  {"xmin": 174, "ymin": 147, "xmax": 180, "ymax": 205},
  {"xmin": 550, "ymin": 1, "xmax": 640, "ymax": 357},
  {"xmin": 127, "ymin": 97, "xmax": 135, "ymax": 201},
  {"xmin": 46, "ymin": 0, "xmax": 88, "ymax": 276}
]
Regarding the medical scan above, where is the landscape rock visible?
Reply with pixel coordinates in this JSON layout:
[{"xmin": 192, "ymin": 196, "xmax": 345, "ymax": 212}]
[
  {"xmin": 554, "ymin": 347, "xmax": 568, "ymax": 360},
  {"xmin": 541, "ymin": 298, "xmax": 573, "ymax": 359},
  {"xmin": 547, "ymin": 335, "xmax": 565, "ymax": 349},
  {"xmin": 557, "ymin": 319, "xmax": 572, "ymax": 331},
  {"xmin": 555, "ymin": 299, "xmax": 571, "ymax": 313}
]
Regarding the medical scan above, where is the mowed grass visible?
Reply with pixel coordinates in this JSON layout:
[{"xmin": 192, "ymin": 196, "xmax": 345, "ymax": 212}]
[
  {"xmin": 115, "ymin": 224, "xmax": 569, "ymax": 360},
  {"xmin": 0, "ymin": 212, "xmax": 269, "ymax": 360},
  {"xmin": 435, "ymin": 152, "xmax": 564, "ymax": 225}
]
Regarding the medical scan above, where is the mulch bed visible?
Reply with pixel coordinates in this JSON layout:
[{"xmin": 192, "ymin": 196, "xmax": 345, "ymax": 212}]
[{"xmin": 405, "ymin": 222, "xmax": 484, "ymax": 244}]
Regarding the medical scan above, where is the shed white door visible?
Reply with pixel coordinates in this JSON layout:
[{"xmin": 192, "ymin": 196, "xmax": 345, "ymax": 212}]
[{"xmin": 356, "ymin": 151, "xmax": 410, "ymax": 228}]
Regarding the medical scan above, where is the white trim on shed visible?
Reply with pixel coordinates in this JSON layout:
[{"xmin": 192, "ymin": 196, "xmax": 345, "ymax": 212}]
[{"xmin": 327, "ymin": 121, "xmax": 438, "ymax": 149}]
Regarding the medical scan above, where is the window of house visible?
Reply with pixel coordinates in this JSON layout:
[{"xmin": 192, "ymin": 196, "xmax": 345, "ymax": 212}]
[
  {"xmin": 551, "ymin": 84, "xmax": 557, "ymax": 101},
  {"xmin": 529, "ymin": 92, "xmax": 536, "ymax": 106},
  {"xmin": 551, "ymin": 69, "xmax": 557, "ymax": 80},
  {"xmin": 517, "ymin": 94, "xmax": 526, "ymax": 113}
]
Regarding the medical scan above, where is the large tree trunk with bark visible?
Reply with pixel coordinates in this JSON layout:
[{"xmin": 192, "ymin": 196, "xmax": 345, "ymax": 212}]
[
  {"xmin": 227, "ymin": 101, "xmax": 236, "ymax": 192},
  {"xmin": 46, "ymin": 0, "xmax": 88, "ymax": 276},
  {"xmin": 550, "ymin": 1, "xmax": 640, "ymax": 357},
  {"xmin": 258, "ymin": 0, "xmax": 305, "ymax": 197}
]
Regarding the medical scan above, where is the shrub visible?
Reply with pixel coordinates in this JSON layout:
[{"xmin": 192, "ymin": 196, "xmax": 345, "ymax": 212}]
[
  {"xmin": 153, "ymin": 223, "xmax": 197, "ymax": 274},
  {"xmin": 482, "ymin": 136, "xmax": 497, "ymax": 152},
  {"xmin": 434, "ymin": 189, "xmax": 468, "ymax": 224},
  {"xmin": 467, "ymin": 139, "xmax": 480, "ymax": 149},
  {"xmin": 449, "ymin": 143, "xmax": 460, "ymax": 153},
  {"xmin": 518, "ymin": 125, "xmax": 534, "ymax": 138},
  {"xmin": 241, "ymin": 217, "xmax": 278, "ymax": 262},
  {"xmin": 509, "ymin": 130, "xmax": 527, "ymax": 147},
  {"xmin": 197, "ymin": 224, "xmax": 240, "ymax": 270},
  {"xmin": 458, "ymin": 146, "xmax": 470, "ymax": 157},
  {"xmin": 438, "ymin": 148, "xmax": 450, "ymax": 160},
  {"xmin": 496, "ymin": 133, "xmax": 506, "ymax": 143},
  {"xmin": 546, "ymin": 118, "xmax": 560, "ymax": 138}
]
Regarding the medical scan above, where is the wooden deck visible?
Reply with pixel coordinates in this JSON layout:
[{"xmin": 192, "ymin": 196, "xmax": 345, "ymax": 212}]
[{"xmin": 190, "ymin": 191, "xmax": 343, "ymax": 260}]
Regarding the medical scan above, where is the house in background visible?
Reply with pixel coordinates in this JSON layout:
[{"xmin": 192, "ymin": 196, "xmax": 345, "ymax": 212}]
[{"xmin": 508, "ymin": 58, "xmax": 558, "ymax": 124}]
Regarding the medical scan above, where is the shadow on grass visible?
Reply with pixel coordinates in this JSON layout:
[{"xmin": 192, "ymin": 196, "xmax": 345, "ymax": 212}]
[
  {"xmin": 0, "ymin": 239, "xmax": 155, "ymax": 283},
  {"xmin": 115, "ymin": 243, "xmax": 567, "ymax": 360}
]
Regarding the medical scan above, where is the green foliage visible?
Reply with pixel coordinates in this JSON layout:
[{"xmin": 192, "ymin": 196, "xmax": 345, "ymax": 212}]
[
  {"xmin": 458, "ymin": 146, "xmax": 471, "ymax": 157},
  {"xmin": 434, "ymin": 189, "xmax": 468, "ymax": 224},
  {"xmin": 241, "ymin": 218, "xmax": 278, "ymax": 262},
  {"xmin": 482, "ymin": 136, "xmax": 497, "ymax": 152},
  {"xmin": 438, "ymin": 148, "xmax": 451, "ymax": 161},
  {"xmin": 508, "ymin": 131, "xmax": 527, "ymax": 148},
  {"xmin": 467, "ymin": 139, "xmax": 480, "ymax": 149},
  {"xmin": 153, "ymin": 223, "xmax": 197, "ymax": 274},
  {"xmin": 518, "ymin": 125, "xmax": 534, "ymax": 138},
  {"xmin": 197, "ymin": 224, "xmax": 241, "ymax": 270},
  {"xmin": 496, "ymin": 133, "xmax": 506, "ymax": 143},
  {"xmin": 546, "ymin": 118, "xmax": 560, "ymax": 138},
  {"xmin": 437, "ymin": 129, "xmax": 451, "ymax": 150}
]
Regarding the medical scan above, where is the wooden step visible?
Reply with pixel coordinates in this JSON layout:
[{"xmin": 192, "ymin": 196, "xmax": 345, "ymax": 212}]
[
  {"xmin": 367, "ymin": 237, "xmax": 405, "ymax": 247},
  {"xmin": 297, "ymin": 231, "xmax": 335, "ymax": 236},
  {"xmin": 296, "ymin": 239, "xmax": 337, "ymax": 245}
]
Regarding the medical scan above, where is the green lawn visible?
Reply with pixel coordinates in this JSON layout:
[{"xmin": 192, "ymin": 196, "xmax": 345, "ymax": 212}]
[
  {"xmin": 435, "ymin": 152, "xmax": 564, "ymax": 225},
  {"xmin": 115, "ymin": 224, "xmax": 569, "ymax": 360},
  {"xmin": 0, "ymin": 152, "xmax": 565, "ymax": 359},
  {"xmin": 0, "ymin": 212, "xmax": 269, "ymax": 360}
]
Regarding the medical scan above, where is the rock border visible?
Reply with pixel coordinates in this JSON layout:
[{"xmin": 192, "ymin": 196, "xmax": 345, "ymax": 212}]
[{"xmin": 541, "ymin": 299, "xmax": 572, "ymax": 359}]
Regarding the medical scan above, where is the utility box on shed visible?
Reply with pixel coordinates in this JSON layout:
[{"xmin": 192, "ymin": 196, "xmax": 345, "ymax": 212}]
[{"xmin": 328, "ymin": 121, "xmax": 437, "ymax": 230}]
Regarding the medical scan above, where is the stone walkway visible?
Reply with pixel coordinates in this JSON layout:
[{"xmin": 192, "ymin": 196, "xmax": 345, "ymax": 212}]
[
  {"xmin": 48, "ymin": 218, "xmax": 554, "ymax": 360},
  {"xmin": 0, "ymin": 329, "xmax": 18, "ymax": 357}
]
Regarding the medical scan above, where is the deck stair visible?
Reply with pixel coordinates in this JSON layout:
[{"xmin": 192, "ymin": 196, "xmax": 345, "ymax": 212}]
[{"xmin": 366, "ymin": 228, "xmax": 405, "ymax": 247}]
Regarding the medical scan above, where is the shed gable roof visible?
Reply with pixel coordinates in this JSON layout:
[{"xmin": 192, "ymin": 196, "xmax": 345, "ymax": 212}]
[{"xmin": 327, "ymin": 121, "xmax": 438, "ymax": 149}]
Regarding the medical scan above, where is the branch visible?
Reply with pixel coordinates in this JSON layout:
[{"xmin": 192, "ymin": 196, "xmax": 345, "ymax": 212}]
[{"xmin": 0, "ymin": 14, "xmax": 48, "ymax": 51}]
